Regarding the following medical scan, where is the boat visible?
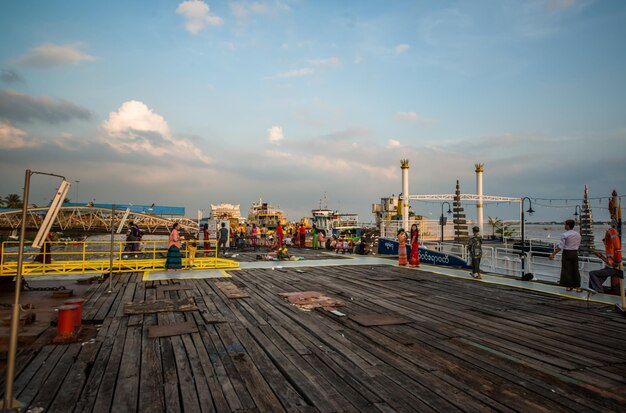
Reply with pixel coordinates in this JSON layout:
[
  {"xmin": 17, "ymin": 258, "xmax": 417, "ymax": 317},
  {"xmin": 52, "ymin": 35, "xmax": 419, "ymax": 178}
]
[
  {"xmin": 311, "ymin": 208, "xmax": 361, "ymax": 240},
  {"xmin": 247, "ymin": 198, "xmax": 287, "ymax": 230}
]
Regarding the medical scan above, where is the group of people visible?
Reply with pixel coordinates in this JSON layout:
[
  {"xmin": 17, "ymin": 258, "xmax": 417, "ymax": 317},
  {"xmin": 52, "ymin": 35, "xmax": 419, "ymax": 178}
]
[
  {"xmin": 396, "ymin": 223, "xmax": 422, "ymax": 267},
  {"xmin": 550, "ymin": 219, "xmax": 622, "ymax": 294}
]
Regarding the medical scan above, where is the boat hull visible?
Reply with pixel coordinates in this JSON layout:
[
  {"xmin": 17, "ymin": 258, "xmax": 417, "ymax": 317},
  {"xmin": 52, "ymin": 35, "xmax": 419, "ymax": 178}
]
[{"xmin": 377, "ymin": 237, "xmax": 470, "ymax": 269}]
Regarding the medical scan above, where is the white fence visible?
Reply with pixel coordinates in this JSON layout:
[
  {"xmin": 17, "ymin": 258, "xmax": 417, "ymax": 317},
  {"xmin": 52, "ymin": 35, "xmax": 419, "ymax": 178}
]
[{"xmin": 378, "ymin": 216, "xmax": 614, "ymax": 290}]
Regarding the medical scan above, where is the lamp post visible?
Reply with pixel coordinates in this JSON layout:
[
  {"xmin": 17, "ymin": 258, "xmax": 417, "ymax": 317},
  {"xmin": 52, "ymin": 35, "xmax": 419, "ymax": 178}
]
[
  {"xmin": 440, "ymin": 201, "xmax": 452, "ymax": 244},
  {"xmin": 4, "ymin": 170, "xmax": 67, "ymax": 409},
  {"xmin": 573, "ymin": 205, "xmax": 581, "ymax": 228},
  {"xmin": 74, "ymin": 180, "xmax": 80, "ymax": 203},
  {"xmin": 520, "ymin": 197, "xmax": 535, "ymax": 278}
]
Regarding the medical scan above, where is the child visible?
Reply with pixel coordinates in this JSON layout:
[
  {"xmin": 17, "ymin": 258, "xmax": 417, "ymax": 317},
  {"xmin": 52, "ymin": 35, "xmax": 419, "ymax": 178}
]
[
  {"xmin": 467, "ymin": 226, "xmax": 483, "ymax": 279},
  {"xmin": 277, "ymin": 243, "xmax": 290, "ymax": 261},
  {"xmin": 187, "ymin": 237, "xmax": 197, "ymax": 268}
]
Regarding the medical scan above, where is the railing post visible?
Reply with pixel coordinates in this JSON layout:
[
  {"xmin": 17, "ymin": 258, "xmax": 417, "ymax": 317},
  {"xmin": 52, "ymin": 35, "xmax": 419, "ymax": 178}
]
[{"xmin": 82, "ymin": 241, "xmax": 86, "ymax": 272}]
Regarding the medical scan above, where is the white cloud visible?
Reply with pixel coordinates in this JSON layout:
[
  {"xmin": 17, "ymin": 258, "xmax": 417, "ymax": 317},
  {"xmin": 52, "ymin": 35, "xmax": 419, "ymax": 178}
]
[
  {"xmin": 267, "ymin": 126, "xmax": 284, "ymax": 145},
  {"xmin": 230, "ymin": 1, "xmax": 289, "ymax": 23},
  {"xmin": 387, "ymin": 139, "xmax": 401, "ymax": 148},
  {"xmin": 267, "ymin": 68, "xmax": 315, "ymax": 79},
  {"xmin": 176, "ymin": 1, "xmax": 223, "ymax": 34},
  {"xmin": 308, "ymin": 57, "xmax": 341, "ymax": 67},
  {"xmin": 267, "ymin": 57, "xmax": 341, "ymax": 79},
  {"xmin": 14, "ymin": 43, "xmax": 95, "ymax": 68},
  {"xmin": 394, "ymin": 111, "xmax": 435, "ymax": 126},
  {"xmin": 231, "ymin": 1, "xmax": 269, "ymax": 19},
  {"xmin": 102, "ymin": 100, "xmax": 210, "ymax": 164},
  {"xmin": 394, "ymin": 44, "xmax": 411, "ymax": 54},
  {"xmin": 0, "ymin": 120, "xmax": 33, "ymax": 149}
]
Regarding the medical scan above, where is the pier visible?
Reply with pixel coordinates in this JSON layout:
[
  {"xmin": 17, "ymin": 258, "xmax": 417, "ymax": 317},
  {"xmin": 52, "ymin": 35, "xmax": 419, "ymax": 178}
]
[{"xmin": 1, "ymin": 250, "xmax": 625, "ymax": 412}]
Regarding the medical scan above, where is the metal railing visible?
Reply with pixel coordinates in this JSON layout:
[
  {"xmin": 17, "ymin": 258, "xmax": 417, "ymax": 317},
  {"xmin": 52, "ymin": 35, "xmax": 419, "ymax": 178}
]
[{"xmin": 0, "ymin": 239, "xmax": 238, "ymax": 276}]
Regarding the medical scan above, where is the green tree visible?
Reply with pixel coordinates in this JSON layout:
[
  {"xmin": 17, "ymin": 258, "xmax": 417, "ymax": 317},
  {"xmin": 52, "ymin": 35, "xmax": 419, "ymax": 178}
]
[
  {"xmin": 495, "ymin": 222, "xmax": 516, "ymax": 239},
  {"xmin": 3, "ymin": 194, "xmax": 23, "ymax": 209}
]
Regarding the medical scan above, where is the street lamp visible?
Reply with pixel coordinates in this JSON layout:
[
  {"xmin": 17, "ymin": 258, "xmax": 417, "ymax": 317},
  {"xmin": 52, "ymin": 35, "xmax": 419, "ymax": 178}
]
[
  {"xmin": 440, "ymin": 201, "xmax": 452, "ymax": 244},
  {"xmin": 573, "ymin": 205, "xmax": 581, "ymax": 228},
  {"xmin": 74, "ymin": 180, "xmax": 80, "ymax": 204},
  {"xmin": 520, "ymin": 197, "xmax": 535, "ymax": 279},
  {"xmin": 4, "ymin": 170, "xmax": 68, "ymax": 409}
]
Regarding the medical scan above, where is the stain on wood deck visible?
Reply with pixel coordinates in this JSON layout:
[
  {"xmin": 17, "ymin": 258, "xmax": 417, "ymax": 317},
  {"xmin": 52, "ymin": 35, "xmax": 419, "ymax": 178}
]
[{"xmin": 1, "ymin": 262, "xmax": 625, "ymax": 412}]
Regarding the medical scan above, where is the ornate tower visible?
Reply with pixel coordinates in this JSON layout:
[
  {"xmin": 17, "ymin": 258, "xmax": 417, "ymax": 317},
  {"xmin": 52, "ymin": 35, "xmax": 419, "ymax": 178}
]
[
  {"xmin": 453, "ymin": 180, "xmax": 469, "ymax": 242},
  {"xmin": 579, "ymin": 185, "xmax": 594, "ymax": 257}
]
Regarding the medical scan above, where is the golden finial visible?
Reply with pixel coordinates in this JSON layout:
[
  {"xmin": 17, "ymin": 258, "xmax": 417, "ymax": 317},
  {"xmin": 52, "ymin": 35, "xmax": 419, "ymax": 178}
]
[
  {"xmin": 475, "ymin": 163, "xmax": 484, "ymax": 173},
  {"xmin": 400, "ymin": 159, "xmax": 409, "ymax": 169}
]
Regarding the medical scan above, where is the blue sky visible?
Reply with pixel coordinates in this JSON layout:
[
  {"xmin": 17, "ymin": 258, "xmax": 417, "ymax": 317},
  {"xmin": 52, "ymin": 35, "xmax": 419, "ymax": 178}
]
[{"xmin": 0, "ymin": 0, "xmax": 625, "ymax": 223}]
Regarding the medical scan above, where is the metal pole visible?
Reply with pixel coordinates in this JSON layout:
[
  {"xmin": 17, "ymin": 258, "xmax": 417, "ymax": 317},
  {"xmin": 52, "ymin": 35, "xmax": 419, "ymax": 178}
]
[
  {"xmin": 108, "ymin": 204, "xmax": 115, "ymax": 293},
  {"xmin": 440, "ymin": 202, "xmax": 444, "ymax": 245},
  {"xmin": 4, "ymin": 169, "xmax": 31, "ymax": 408}
]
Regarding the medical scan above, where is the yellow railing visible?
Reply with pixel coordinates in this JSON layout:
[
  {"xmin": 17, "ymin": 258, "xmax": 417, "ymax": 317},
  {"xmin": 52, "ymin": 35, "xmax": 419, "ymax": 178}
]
[{"xmin": 0, "ymin": 240, "xmax": 239, "ymax": 276}]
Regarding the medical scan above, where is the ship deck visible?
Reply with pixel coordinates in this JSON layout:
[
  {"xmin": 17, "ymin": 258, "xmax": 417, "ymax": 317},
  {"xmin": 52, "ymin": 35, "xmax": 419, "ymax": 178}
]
[{"xmin": 1, "ymin": 251, "xmax": 625, "ymax": 412}]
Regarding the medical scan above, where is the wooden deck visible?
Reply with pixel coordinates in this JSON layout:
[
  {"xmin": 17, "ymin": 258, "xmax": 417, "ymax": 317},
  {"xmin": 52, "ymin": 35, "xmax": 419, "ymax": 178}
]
[{"xmin": 2, "ymin": 260, "xmax": 626, "ymax": 412}]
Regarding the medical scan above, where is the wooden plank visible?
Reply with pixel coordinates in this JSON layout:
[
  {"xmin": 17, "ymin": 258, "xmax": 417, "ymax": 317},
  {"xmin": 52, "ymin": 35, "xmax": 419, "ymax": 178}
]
[
  {"xmin": 157, "ymin": 310, "xmax": 182, "ymax": 413},
  {"xmin": 349, "ymin": 314, "xmax": 411, "ymax": 327},
  {"xmin": 89, "ymin": 317, "xmax": 129, "ymax": 413},
  {"xmin": 28, "ymin": 343, "xmax": 82, "ymax": 411},
  {"xmin": 157, "ymin": 285, "xmax": 194, "ymax": 292},
  {"xmin": 124, "ymin": 297, "xmax": 197, "ymax": 315},
  {"xmin": 110, "ymin": 324, "xmax": 142, "ymax": 412},
  {"xmin": 186, "ymin": 312, "xmax": 232, "ymax": 413},
  {"xmin": 47, "ymin": 341, "xmax": 102, "ymax": 413},
  {"xmin": 214, "ymin": 281, "xmax": 250, "ymax": 299},
  {"xmin": 148, "ymin": 321, "xmax": 198, "ymax": 338},
  {"xmin": 216, "ymin": 323, "xmax": 286, "ymax": 412},
  {"xmin": 138, "ymin": 312, "xmax": 165, "ymax": 413}
]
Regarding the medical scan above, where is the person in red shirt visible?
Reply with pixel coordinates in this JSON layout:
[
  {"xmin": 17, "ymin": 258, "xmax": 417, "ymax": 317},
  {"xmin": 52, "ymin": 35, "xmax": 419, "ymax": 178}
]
[
  {"xmin": 589, "ymin": 220, "xmax": 623, "ymax": 293},
  {"xmin": 299, "ymin": 224, "xmax": 306, "ymax": 248},
  {"xmin": 276, "ymin": 223, "xmax": 284, "ymax": 248}
]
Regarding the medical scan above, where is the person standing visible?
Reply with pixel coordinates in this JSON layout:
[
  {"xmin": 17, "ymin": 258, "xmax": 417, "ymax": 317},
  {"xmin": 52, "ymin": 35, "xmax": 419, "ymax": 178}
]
[
  {"xmin": 202, "ymin": 223, "xmax": 210, "ymax": 256},
  {"xmin": 397, "ymin": 229, "xmax": 408, "ymax": 266},
  {"xmin": 276, "ymin": 223, "xmax": 284, "ymax": 248},
  {"xmin": 409, "ymin": 223, "xmax": 420, "ymax": 267},
  {"xmin": 251, "ymin": 223, "xmax": 259, "ymax": 251},
  {"xmin": 293, "ymin": 224, "xmax": 300, "ymax": 248},
  {"xmin": 589, "ymin": 220, "xmax": 622, "ymax": 293},
  {"xmin": 218, "ymin": 222, "xmax": 229, "ymax": 256},
  {"xmin": 312, "ymin": 225, "xmax": 318, "ymax": 249},
  {"xmin": 549, "ymin": 219, "xmax": 582, "ymax": 292},
  {"xmin": 299, "ymin": 224, "xmax": 307, "ymax": 248},
  {"xmin": 467, "ymin": 226, "xmax": 483, "ymax": 279},
  {"xmin": 166, "ymin": 223, "xmax": 182, "ymax": 271}
]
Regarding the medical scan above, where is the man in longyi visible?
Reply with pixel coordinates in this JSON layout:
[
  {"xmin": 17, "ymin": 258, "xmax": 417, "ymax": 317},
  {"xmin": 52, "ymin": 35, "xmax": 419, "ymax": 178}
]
[{"xmin": 549, "ymin": 219, "xmax": 582, "ymax": 292}]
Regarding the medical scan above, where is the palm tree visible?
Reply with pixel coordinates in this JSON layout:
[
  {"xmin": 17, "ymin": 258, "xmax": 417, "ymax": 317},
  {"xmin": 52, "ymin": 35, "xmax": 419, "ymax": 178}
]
[
  {"xmin": 495, "ymin": 222, "xmax": 516, "ymax": 239},
  {"xmin": 3, "ymin": 194, "xmax": 23, "ymax": 209},
  {"xmin": 487, "ymin": 216, "xmax": 502, "ymax": 239}
]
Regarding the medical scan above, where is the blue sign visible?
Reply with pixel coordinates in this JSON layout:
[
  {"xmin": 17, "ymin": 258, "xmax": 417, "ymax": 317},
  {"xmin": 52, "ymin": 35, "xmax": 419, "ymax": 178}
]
[{"xmin": 377, "ymin": 237, "xmax": 470, "ymax": 269}]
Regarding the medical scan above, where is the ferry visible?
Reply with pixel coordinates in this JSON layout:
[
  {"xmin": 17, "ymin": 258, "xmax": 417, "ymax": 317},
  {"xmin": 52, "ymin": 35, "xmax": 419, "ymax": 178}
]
[
  {"xmin": 247, "ymin": 198, "xmax": 287, "ymax": 230},
  {"xmin": 311, "ymin": 208, "xmax": 361, "ymax": 240}
]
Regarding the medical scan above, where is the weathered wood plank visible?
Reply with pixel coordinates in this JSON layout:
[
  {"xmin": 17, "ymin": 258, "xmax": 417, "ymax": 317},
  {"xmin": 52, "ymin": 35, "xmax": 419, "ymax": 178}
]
[{"xmin": 124, "ymin": 297, "xmax": 197, "ymax": 315}]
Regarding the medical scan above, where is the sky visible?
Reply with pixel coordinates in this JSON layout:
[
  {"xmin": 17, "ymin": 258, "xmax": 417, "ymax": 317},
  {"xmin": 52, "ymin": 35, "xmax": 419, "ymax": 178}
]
[{"xmin": 0, "ymin": 0, "xmax": 625, "ymax": 224}]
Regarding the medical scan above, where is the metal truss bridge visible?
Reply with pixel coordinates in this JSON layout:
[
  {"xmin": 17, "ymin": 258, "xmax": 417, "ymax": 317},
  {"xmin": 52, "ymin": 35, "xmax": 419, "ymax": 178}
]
[
  {"xmin": 406, "ymin": 194, "xmax": 521, "ymax": 203},
  {"xmin": 0, "ymin": 206, "xmax": 199, "ymax": 234}
]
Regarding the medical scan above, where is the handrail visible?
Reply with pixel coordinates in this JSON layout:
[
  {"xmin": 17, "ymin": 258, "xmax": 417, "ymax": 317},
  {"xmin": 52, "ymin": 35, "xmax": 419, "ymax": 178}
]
[{"xmin": 0, "ymin": 239, "xmax": 236, "ymax": 276}]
